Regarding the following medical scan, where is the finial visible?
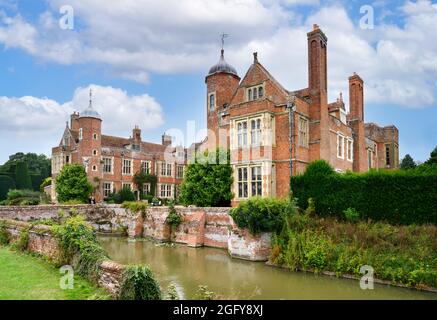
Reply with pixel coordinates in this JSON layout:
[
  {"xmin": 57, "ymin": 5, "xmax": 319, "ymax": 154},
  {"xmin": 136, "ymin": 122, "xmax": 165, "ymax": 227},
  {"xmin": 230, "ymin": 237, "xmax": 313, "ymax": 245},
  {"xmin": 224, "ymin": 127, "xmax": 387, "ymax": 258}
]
[
  {"xmin": 340, "ymin": 92, "xmax": 343, "ymax": 102},
  {"xmin": 66, "ymin": 121, "xmax": 69, "ymax": 128},
  {"xmin": 221, "ymin": 33, "xmax": 229, "ymax": 51},
  {"xmin": 313, "ymin": 24, "xmax": 319, "ymax": 30},
  {"xmin": 253, "ymin": 52, "xmax": 258, "ymax": 63},
  {"xmin": 89, "ymin": 88, "xmax": 93, "ymax": 108}
]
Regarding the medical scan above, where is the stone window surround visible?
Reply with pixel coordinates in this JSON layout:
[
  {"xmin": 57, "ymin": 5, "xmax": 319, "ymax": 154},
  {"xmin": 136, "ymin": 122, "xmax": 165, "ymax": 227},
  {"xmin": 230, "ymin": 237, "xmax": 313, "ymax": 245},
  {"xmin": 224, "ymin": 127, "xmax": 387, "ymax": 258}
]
[
  {"xmin": 230, "ymin": 111, "xmax": 274, "ymax": 150},
  {"xmin": 141, "ymin": 160, "xmax": 151, "ymax": 174},
  {"xmin": 103, "ymin": 182, "xmax": 113, "ymax": 198},
  {"xmin": 122, "ymin": 158, "xmax": 133, "ymax": 176},
  {"xmin": 246, "ymin": 83, "xmax": 265, "ymax": 102},
  {"xmin": 176, "ymin": 164, "xmax": 185, "ymax": 179},
  {"xmin": 143, "ymin": 183, "xmax": 151, "ymax": 195},
  {"xmin": 159, "ymin": 162, "xmax": 173, "ymax": 177},
  {"xmin": 235, "ymin": 116, "xmax": 263, "ymax": 149},
  {"xmin": 79, "ymin": 128, "xmax": 83, "ymax": 140},
  {"xmin": 235, "ymin": 164, "xmax": 263, "ymax": 199},
  {"xmin": 337, "ymin": 133, "xmax": 345, "ymax": 159},
  {"xmin": 102, "ymin": 157, "xmax": 114, "ymax": 174},
  {"xmin": 122, "ymin": 182, "xmax": 132, "ymax": 190},
  {"xmin": 208, "ymin": 91, "xmax": 216, "ymax": 112},
  {"xmin": 346, "ymin": 138, "xmax": 354, "ymax": 162},
  {"xmin": 158, "ymin": 183, "xmax": 173, "ymax": 198},
  {"xmin": 298, "ymin": 116, "xmax": 309, "ymax": 148}
]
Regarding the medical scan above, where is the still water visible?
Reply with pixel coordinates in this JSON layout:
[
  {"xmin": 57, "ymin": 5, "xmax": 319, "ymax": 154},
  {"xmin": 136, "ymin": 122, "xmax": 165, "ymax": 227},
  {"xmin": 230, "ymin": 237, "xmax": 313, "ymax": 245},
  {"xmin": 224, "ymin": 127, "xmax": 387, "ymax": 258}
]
[{"xmin": 99, "ymin": 237, "xmax": 437, "ymax": 300}]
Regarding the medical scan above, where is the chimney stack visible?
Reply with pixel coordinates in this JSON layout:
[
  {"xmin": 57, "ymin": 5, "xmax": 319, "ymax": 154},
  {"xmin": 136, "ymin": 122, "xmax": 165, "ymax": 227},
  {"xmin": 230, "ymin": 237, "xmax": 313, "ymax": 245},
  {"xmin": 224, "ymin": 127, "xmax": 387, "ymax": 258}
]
[{"xmin": 162, "ymin": 133, "xmax": 172, "ymax": 147}]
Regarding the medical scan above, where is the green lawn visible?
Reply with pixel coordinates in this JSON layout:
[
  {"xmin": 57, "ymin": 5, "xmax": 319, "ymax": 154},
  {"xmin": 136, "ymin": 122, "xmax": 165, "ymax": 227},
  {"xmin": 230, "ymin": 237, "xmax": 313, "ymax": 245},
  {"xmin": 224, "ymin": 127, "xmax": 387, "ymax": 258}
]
[{"xmin": 0, "ymin": 247, "xmax": 111, "ymax": 300}]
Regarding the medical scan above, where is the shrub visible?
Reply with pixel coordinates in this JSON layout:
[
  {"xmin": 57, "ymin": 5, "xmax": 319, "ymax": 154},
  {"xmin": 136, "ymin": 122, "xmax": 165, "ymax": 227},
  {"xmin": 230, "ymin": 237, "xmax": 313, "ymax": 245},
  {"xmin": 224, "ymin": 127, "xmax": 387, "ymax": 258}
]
[
  {"xmin": 179, "ymin": 149, "xmax": 233, "ymax": 207},
  {"xmin": 0, "ymin": 175, "xmax": 15, "ymax": 201},
  {"xmin": 0, "ymin": 220, "xmax": 9, "ymax": 245},
  {"xmin": 195, "ymin": 285, "xmax": 215, "ymax": 300},
  {"xmin": 121, "ymin": 201, "xmax": 148, "ymax": 218},
  {"xmin": 166, "ymin": 201, "xmax": 182, "ymax": 230},
  {"xmin": 141, "ymin": 194, "xmax": 154, "ymax": 203},
  {"xmin": 15, "ymin": 161, "xmax": 32, "ymax": 190},
  {"xmin": 230, "ymin": 197, "xmax": 297, "ymax": 235},
  {"xmin": 343, "ymin": 208, "xmax": 360, "ymax": 222},
  {"xmin": 119, "ymin": 265, "xmax": 162, "ymax": 300},
  {"xmin": 16, "ymin": 227, "xmax": 30, "ymax": 251},
  {"xmin": 166, "ymin": 283, "xmax": 179, "ymax": 300},
  {"xmin": 40, "ymin": 177, "xmax": 52, "ymax": 192},
  {"xmin": 52, "ymin": 215, "xmax": 108, "ymax": 280},
  {"xmin": 291, "ymin": 161, "xmax": 437, "ymax": 225},
  {"xmin": 118, "ymin": 188, "xmax": 136, "ymax": 202},
  {"xmin": 132, "ymin": 172, "xmax": 157, "ymax": 198},
  {"xmin": 5, "ymin": 189, "xmax": 41, "ymax": 206},
  {"xmin": 55, "ymin": 164, "xmax": 93, "ymax": 203}
]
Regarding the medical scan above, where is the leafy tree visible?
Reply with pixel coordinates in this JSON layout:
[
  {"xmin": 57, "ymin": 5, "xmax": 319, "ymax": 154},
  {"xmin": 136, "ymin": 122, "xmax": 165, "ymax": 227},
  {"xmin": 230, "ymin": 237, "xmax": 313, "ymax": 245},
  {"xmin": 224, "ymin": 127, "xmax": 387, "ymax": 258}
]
[
  {"xmin": 0, "ymin": 175, "xmax": 15, "ymax": 201},
  {"xmin": 55, "ymin": 164, "xmax": 93, "ymax": 203},
  {"xmin": 400, "ymin": 154, "xmax": 416, "ymax": 170},
  {"xmin": 0, "ymin": 152, "xmax": 51, "ymax": 177},
  {"xmin": 40, "ymin": 177, "xmax": 52, "ymax": 192},
  {"xmin": 426, "ymin": 146, "xmax": 437, "ymax": 165},
  {"xmin": 15, "ymin": 161, "xmax": 32, "ymax": 190},
  {"xmin": 179, "ymin": 149, "xmax": 233, "ymax": 207}
]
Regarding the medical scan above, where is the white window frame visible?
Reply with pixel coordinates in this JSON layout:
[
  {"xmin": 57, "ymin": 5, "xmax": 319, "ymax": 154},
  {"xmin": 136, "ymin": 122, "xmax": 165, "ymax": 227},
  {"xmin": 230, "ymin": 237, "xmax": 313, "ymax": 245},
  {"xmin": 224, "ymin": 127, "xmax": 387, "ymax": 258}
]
[
  {"xmin": 160, "ymin": 162, "xmax": 172, "ymax": 177},
  {"xmin": 208, "ymin": 92, "xmax": 216, "ymax": 112},
  {"xmin": 250, "ymin": 166, "xmax": 262, "ymax": 197},
  {"xmin": 79, "ymin": 128, "xmax": 83, "ymax": 140},
  {"xmin": 122, "ymin": 159, "xmax": 132, "ymax": 175},
  {"xmin": 247, "ymin": 84, "xmax": 265, "ymax": 102},
  {"xmin": 337, "ymin": 133, "xmax": 345, "ymax": 159},
  {"xmin": 93, "ymin": 149, "xmax": 98, "ymax": 156},
  {"xmin": 92, "ymin": 165, "xmax": 98, "ymax": 172},
  {"xmin": 237, "ymin": 121, "xmax": 248, "ymax": 148},
  {"xmin": 251, "ymin": 119, "xmax": 261, "ymax": 147},
  {"xmin": 102, "ymin": 157, "xmax": 113, "ymax": 174},
  {"xmin": 143, "ymin": 183, "xmax": 151, "ymax": 195},
  {"xmin": 346, "ymin": 139, "xmax": 353, "ymax": 162},
  {"xmin": 237, "ymin": 167, "xmax": 249, "ymax": 199},
  {"xmin": 298, "ymin": 117, "xmax": 309, "ymax": 148},
  {"xmin": 103, "ymin": 182, "xmax": 113, "ymax": 198},
  {"xmin": 159, "ymin": 184, "xmax": 173, "ymax": 198},
  {"xmin": 176, "ymin": 164, "xmax": 184, "ymax": 179},
  {"xmin": 93, "ymin": 133, "xmax": 98, "ymax": 140},
  {"xmin": 141, "ymin": 161, "xmax": 151, "ymax": 174}
]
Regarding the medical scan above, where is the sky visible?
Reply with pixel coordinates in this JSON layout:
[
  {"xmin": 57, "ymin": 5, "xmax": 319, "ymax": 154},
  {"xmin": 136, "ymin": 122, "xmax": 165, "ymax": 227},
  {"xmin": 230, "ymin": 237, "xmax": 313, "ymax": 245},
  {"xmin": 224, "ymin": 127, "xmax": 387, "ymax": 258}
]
[{"xmin": 0, "ymin": 0, "xmax": 436, "ymax": 164}]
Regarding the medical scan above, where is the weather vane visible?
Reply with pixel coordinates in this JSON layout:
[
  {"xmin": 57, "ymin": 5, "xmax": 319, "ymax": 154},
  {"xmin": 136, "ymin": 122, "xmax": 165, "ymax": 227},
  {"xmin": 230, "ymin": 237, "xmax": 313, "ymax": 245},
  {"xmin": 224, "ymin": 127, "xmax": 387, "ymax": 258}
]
[
  {"xmin": 89, "ymin": 88, "xmax": 93, "ymax": 107},
  {"xmin": 221, "ymin": 33, "xmax": 229, "ymax": 51}
]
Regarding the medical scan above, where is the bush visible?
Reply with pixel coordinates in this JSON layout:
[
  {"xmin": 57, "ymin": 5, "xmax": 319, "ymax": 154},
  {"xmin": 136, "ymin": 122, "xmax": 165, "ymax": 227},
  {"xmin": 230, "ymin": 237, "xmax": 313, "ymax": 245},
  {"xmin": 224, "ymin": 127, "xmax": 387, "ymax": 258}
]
[
  {"xmin": 119, "ymin": 265, "xmax": 162, "ymax": 300},
  {"xmin": 52, "ymin": 215, "xmax": 108, "ymax": 280},
  {"xmin": 30, "ymin": 174, "xmax": 43, "ymax": 192},
  {"xmin": 0, "ymin": 175, "xmax": 15, "ymax": 201},
  {"xmin": 140, "ymin": 194, "xmax": 154, "ymax": 203},
  {"xmin": 291, "ymin": 161, "xmax": 437, "ymax": 225},
  {"xmin": 166, "ymin": 201, "xmax": 182, "ymax": 230},
  {"xmin": 5, "ymin": 189, "xmax": 41, "ymax": 206},
  {"xmin": 15, "ymin": 161, "xmax": 32, "ymax": 190},
  {"xmin": 230, "ymin": 197, "xmax": 298, "ymax": 235},
  {"xmin": 40, "ymin": 177, "xmax": 52, "ymax": 192},
  {"xmin": 179, "ymin": 149, "xmax": 233, "ymax": 207},
  {"xmin": 343, "ymin": 208, "xmax": 360, "ymax": 222},
  {"xmin": 55, "ymin": 164, "xmax": 93, "ymax": 204},
  {"xmin": 0, "ymin": 220, "xmax": 10, "ymax": 245}
]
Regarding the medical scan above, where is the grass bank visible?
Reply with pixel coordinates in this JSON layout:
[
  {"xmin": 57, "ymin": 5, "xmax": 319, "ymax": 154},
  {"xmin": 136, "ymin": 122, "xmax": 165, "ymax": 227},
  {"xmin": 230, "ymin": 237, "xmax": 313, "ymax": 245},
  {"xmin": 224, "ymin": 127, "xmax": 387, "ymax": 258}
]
[
  {"xmin": 0, "ymin": 246, "xmax": 110, "ymax": 300},
  {"xmin": 270, "ymin": 213, "xmax": 437, "ymax": 291}
]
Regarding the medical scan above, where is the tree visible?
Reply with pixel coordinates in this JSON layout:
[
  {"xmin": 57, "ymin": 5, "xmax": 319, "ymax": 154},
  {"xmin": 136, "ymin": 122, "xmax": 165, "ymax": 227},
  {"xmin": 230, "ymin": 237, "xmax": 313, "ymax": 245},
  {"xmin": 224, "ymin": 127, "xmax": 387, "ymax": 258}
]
[
  {"xmin": 0, "ymin": 175, "xmax": 15, "ymax": 201},
  {"xmin": 15, "ymin": 161, "xmax": 32, "ymax": 190},
  {"xmin": 400, "ymin": 154, "xmax": 416, "ymax": 170},
  {"xmin": 179, "ymin": 149, "xmax": 233, "ymax": 207},
  {"xmin": 55, "ymin": 164, "xmax": 93, "ymax": 203},
  {"xmin": 426, "ymin": 146, "xmax": 437, "ymax": 165}
]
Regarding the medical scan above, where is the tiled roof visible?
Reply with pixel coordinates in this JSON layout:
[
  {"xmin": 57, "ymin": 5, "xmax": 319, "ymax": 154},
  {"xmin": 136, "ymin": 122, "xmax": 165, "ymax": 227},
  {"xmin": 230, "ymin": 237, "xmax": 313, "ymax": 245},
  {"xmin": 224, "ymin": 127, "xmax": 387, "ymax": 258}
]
[{"xmin": 101, "ymin": 135, "xmax": 169, "ymax": 154}]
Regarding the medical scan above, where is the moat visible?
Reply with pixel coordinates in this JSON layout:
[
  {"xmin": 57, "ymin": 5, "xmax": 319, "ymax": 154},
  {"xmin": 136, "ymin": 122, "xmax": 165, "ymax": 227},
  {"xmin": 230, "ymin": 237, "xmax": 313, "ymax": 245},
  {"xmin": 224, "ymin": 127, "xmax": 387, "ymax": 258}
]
[{"xmin": 99, "ymin": 237, "xmax": 437, "ymax": 300}]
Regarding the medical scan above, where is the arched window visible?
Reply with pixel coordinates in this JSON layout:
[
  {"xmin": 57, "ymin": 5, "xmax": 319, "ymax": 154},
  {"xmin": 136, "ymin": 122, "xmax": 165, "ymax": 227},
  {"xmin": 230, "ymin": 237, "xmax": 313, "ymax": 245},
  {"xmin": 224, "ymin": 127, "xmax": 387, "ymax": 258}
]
[
  {"xmin": 258, "ymin": 86, "xmax": 264, "ymax": 98},
  {"xmin": 253, "ymin": 87, "xmax": 258, "ymax": 100},
  {"xmin": 248, "ymin": 89, "xmax": 252, "ymax": 101}
]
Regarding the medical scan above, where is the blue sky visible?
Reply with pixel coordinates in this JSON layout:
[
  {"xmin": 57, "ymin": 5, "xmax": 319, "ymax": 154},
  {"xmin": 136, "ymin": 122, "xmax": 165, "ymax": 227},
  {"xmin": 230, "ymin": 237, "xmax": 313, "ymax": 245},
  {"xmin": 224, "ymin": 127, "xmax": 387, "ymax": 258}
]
[{"xmin": 0, "ymin": 0, "xmax": 436, "ymax": 164}]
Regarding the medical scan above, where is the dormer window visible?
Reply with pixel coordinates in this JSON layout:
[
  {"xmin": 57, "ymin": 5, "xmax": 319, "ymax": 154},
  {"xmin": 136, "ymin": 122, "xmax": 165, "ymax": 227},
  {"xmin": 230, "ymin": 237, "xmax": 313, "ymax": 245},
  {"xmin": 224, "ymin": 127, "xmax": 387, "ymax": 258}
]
[
  {"xmin": 247, "ymin": 85, "xmax": 265, "ymax": 101},
  {"xmin": 132, "ymin": 144, "xmax": 140, "ymax": 151},
  {"xmin": 208, "ymin": 93, "xmax": 216, "ymax": 112}
]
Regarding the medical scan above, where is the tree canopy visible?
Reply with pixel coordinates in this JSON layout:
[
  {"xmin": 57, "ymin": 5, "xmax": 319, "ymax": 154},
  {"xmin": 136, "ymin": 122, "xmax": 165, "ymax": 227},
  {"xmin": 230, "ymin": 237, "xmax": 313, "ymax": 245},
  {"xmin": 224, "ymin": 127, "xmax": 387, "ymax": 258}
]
[
  {"xmin": 15, "ymin": 161, "xmax": 32, "ymax": 190},
  {"xmin": 179, "ymin": 149, "xmax": 233, "ymax": 207},
  {"xmin": 400, "ymin": 154, "xmax": 416, "ymax": 170},
  {"xmin": 55, "ymin": 164, "xmax": 93, "ymax": 203}
]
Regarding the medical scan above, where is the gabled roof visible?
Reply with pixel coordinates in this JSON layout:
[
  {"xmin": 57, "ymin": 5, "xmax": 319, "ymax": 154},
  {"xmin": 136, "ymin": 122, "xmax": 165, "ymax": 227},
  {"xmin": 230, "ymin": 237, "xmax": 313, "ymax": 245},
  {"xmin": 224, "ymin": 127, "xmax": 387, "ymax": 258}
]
[{"xmin": 101, "ymin": 135, "xmax": 169, "ymax": 154}]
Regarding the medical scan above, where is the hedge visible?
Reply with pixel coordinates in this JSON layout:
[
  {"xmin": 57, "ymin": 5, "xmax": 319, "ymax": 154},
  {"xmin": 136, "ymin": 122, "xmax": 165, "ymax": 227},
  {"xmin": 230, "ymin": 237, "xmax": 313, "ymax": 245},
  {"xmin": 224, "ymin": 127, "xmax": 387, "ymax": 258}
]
[
  {"xmin": 291, "ymin": 168, "xmax": 437, "ymax": 225},
  {"xmin": 0, "ymin": 175, "xmax": 15, "ymax": 201}
]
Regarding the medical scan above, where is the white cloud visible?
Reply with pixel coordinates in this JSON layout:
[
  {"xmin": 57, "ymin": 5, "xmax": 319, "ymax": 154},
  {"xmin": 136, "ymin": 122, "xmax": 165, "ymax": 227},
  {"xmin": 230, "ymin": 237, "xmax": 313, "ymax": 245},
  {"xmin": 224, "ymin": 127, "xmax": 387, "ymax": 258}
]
[
  {"xmin": 0, "ymin": 85, "xmax": 164, "ymax": 160},
  {"xmin": 0, "ymin": 1, "xmax": 437, "ymax": 108}
]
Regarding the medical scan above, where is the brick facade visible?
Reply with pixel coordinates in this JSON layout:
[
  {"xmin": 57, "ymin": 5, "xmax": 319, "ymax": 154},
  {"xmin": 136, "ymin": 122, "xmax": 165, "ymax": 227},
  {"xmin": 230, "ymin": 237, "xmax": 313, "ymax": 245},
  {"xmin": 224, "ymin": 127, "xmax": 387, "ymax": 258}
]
[
  {"xmin": 51, "ymin": 100, "xmax": 186, "ymax": 202},
  {"xmin": 204, "ymin": 24, "xmax": 399, "ymax": 205}
]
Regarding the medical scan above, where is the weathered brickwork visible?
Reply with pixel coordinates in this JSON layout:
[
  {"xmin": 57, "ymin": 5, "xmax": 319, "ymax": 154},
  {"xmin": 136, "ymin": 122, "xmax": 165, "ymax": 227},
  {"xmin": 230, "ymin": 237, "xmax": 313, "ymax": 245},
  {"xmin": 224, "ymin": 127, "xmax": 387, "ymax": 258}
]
[
  {"xmin": 203, "ymin": 24, "xmax": 400, "ymax": 205},
  {"xmin": 52, "ymin": 106, "xmax": 186, "ymax": 203}
]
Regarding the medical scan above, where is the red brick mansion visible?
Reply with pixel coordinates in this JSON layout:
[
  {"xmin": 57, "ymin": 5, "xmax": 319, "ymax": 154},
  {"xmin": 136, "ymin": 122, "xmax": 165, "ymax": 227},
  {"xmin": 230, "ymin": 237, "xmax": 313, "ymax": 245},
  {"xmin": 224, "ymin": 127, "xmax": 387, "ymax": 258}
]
[
  {"xmin": 202, "ymin": 24, "xmax": 399, "ymax": 203},
  {"xmin": 51, "ymin": 93, "xmax": 186, "ymax": 202}
]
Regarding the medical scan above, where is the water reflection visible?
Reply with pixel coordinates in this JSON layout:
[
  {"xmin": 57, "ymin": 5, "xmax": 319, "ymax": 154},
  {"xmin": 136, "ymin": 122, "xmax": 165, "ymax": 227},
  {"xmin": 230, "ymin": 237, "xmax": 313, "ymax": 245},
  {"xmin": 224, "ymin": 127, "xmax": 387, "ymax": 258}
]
[{"xmin": 99, "ymin": 237, "xmax": 437, "ymax": 300}]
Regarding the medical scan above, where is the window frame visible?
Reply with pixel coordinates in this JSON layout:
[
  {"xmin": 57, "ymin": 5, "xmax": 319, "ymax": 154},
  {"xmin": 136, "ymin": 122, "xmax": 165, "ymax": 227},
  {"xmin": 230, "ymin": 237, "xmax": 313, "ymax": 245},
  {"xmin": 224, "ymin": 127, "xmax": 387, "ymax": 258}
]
[
  {"xmin": 141, "ymin": 161, "xmax": 151, "ymax": 174},
  {"xmin": 251, "ymin": 119, "xmax": 261, "ymax": 147},
  {"xmin": 237, "ymin": 120, "xmax": 248, "ymax": 148},
  {"xmin": 237, "ymin": 167, "xmax": 249, "ymax": 199},
  {"xmin": 208, "ymin": 92, "xmax": 216, "ymax": 112},
  {"xmin": 337, "ymin": 133, "xmax": 345, "ymax": 159},
  {"xmin": 346, "ymin": 139, "xmax": 353, "ymax": 162},
  {"xmin": 250, "ymin": 166, "xmax": 262, "ymax": 197},
  {"xmin": 102, "ymin": 157, "xmax": 113, "ymax": 174},
  {"xmin": 298, "ymin": 116, "xmax": 309, "ymax": 148},
  {"xmin": 103, "ymin": 182, "xmax": 113, "ymax": 198},
  {"xmin": 122, "ymin": 159, "xmax": 132, "ymax": 175}
]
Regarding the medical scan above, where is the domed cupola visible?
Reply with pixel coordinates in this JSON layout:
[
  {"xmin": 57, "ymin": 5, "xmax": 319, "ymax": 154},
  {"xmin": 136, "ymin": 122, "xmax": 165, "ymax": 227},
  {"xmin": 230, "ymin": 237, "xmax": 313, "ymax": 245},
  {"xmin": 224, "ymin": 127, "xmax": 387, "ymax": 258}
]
[
  {"xmin": 208, "ymin": 49, "xmax": 238, "ymax": 77},
  {"xmin": 79, "ymin": 89, "xmax": 101, "ymax": 120}
]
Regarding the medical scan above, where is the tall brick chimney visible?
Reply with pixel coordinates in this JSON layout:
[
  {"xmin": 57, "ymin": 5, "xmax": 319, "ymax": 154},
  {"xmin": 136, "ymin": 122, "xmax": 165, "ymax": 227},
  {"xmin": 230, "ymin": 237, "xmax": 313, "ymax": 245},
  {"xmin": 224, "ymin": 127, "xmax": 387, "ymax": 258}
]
[
  {"xmin": 348, "ymin": 72, "xmax": 367, "ymax": 172},
  {"xmin": 306, "ymin": 24, "xmax": 330, "ymax": 162},
  {"xmin": 132, "ymin": 125, "xmax": 141, "ymax": 144},
  {"xmin": 162, "ymin": 133, "xmax": 172, "ymax": 147},
  {"xmin": 70, "ymin": 112, "xmax": 80, "ymax": 131}
]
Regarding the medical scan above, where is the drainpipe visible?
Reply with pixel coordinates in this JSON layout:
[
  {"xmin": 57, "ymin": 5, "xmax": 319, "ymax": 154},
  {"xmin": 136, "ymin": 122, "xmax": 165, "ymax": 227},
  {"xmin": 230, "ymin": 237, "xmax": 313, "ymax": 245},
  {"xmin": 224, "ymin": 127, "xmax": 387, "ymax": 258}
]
[{"xmin": 286, "ymin": 94, "xmax": 297, "ymax": 179}]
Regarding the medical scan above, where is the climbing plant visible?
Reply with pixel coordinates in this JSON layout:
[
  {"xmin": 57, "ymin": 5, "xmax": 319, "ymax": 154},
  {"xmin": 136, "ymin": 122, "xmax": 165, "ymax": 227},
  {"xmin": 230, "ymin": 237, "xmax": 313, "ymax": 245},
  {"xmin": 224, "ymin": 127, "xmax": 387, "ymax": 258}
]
[{"xmin": 133, "ymin": 172, "xmax": 157, "ymax": 197}]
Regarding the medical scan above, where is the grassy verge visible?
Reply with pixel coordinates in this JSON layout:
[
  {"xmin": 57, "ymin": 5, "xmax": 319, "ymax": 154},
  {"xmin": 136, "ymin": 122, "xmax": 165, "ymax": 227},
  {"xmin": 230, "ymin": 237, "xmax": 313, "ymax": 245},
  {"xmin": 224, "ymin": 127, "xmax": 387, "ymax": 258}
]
[
  {"xmin": 0, "ymin": 246, "xmax": 110, "ymax": 300},
  {"xmin": 270, "ymin": 212, "xmax": 437, "ymax": 290}
]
